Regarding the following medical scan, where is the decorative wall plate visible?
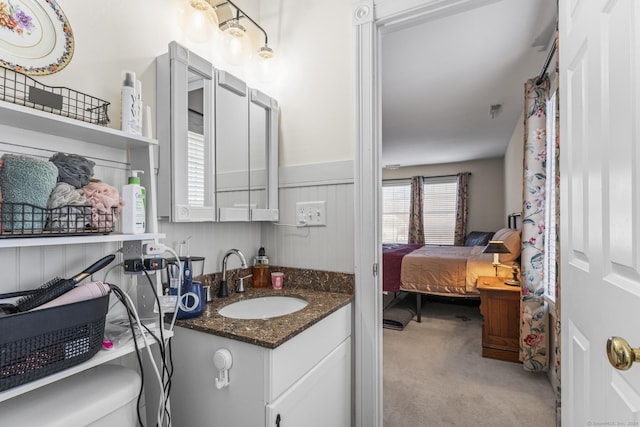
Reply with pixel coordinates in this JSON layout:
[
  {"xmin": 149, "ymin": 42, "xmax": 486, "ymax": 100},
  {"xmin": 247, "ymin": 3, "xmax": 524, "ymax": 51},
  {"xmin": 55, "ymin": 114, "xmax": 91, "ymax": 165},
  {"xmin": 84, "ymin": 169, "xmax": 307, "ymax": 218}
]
[{"xmin": 0, "ymin": 0, "xmax": 74, "ymax": 75}]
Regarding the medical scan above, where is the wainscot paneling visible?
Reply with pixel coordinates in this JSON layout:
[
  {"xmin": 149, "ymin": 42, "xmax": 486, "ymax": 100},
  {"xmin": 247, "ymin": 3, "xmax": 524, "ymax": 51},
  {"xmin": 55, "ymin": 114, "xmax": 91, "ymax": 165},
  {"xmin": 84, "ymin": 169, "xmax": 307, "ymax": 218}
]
[{"xmin": 263, "ymin": 161, "xmax": 355, "ymax": 273}]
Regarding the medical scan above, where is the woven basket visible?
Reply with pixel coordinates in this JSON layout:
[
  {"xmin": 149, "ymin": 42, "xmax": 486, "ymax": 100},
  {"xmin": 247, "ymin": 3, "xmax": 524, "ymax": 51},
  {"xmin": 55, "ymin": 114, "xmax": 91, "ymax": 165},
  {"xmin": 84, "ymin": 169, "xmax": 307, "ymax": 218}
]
[{"xmin": 0, "ymin": 292, "xmax": 109, "ymax": 392}]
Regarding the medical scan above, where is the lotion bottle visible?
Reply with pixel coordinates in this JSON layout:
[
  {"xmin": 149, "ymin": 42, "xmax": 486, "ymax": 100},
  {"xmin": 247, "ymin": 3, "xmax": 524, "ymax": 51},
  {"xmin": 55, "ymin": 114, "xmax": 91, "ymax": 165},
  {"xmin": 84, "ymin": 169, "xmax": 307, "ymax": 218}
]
[
  {"xmin": 122, "ymin": 170, "xmax": 146, "ymax": 234},
  {"xmin": 121, "ymin": 71, "xmax": 137, "ymax": 134}
]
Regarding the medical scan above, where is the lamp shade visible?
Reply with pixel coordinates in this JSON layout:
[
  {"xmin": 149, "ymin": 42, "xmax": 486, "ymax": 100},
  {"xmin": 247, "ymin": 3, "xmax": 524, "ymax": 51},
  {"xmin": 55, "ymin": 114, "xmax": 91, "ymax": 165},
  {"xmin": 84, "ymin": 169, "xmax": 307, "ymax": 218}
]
[{"xmin": 482, "ymin": 240, "xmax": 511, "ymax": 255}]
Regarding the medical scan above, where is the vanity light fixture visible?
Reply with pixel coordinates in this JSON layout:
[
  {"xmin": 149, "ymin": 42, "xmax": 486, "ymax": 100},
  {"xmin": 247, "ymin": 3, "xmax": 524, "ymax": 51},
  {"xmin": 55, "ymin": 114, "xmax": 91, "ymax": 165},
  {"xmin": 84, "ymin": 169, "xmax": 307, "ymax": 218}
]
[
  {"xmin": 218, "ymin": 16, "xmax": 253, "ymax": 65},
  {"xmin": 181, "ymin": 0, "xmax": 219, "ymax": 44},
  {"xmin": 217, "ymin": 0, "xmax": 274, "ymax": 67},
  {"xmin": 182, "ymin": 0, "xmax": 275, "ymax": 70}
]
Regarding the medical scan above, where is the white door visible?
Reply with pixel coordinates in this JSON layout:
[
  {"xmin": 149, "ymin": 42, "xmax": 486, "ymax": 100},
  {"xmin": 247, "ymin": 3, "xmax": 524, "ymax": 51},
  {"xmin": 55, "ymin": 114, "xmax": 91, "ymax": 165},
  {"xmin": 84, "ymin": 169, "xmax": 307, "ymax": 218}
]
[{"xmin": 560, "ymin": 0, "xmax": 640, "ymax": 424}]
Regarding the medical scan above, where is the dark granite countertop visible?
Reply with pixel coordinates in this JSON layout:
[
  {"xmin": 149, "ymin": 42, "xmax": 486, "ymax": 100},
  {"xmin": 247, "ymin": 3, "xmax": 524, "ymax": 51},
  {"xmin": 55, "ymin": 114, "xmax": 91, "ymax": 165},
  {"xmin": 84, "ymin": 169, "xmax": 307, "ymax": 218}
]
[{"xmin": 175, "ymin": 288, "xmax": 353, "ymax": 349}]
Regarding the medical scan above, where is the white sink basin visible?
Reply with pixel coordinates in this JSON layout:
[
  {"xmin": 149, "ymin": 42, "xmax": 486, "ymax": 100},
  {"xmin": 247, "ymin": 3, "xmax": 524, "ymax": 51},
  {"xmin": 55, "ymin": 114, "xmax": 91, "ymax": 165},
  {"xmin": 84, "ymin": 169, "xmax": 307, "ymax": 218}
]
[{"xmin": 218, "ymin": 296, "xmax": 308, "ymax": 320}]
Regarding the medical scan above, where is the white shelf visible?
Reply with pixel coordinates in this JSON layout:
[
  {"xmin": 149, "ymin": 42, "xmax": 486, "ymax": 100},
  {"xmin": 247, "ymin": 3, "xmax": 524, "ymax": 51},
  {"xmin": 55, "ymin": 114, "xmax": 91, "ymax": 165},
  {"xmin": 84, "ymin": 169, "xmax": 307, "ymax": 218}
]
[
  {"xmin": 0, "ymin": 101, "xmax": 157, "ymax": 149},
  {"xmin": 0, "ymin": 233, "xmax": 165, "ymax": 248},
  {"xmin": 0, "ymin": 328, "xmax": 173, "ymax": 402}
]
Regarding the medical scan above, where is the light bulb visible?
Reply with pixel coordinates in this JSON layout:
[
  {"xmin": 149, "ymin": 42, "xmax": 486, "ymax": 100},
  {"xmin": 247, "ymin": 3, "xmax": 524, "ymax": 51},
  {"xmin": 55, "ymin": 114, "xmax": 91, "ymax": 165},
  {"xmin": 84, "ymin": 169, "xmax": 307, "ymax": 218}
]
[
  {"xmin": 255, "ymin": 45, "xmax": 278, "ymax": 82},
  {"xmin": 181, "ymin": 0, "xmax": 218, "ymax": 44},
  {"xmin": 218, "ymin": 20, "xmax": 253, "ymax": 66}
]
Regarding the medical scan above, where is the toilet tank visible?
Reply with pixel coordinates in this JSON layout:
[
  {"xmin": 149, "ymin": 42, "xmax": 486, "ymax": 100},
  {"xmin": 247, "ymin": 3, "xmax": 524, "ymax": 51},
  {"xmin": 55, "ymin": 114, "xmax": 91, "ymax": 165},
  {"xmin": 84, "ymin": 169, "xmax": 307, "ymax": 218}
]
[{"xmin": 0, "ymin": 364, "xmax": 141, "ymax": 427}]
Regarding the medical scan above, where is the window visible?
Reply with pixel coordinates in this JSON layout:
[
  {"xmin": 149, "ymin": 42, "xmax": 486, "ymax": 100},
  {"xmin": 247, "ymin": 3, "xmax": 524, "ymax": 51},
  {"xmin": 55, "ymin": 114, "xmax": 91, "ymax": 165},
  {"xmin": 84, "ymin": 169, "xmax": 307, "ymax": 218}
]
[
  {"xmin": 423, "ymin": 176, "xmax": 457, "ymax": 244},
  {"xmin": 382, "ymin": 180, "xmax": 410, "ymax": 243},
  {"xmin": 382, "ymin": 176, "xmax": 458, "ymax": 244}
]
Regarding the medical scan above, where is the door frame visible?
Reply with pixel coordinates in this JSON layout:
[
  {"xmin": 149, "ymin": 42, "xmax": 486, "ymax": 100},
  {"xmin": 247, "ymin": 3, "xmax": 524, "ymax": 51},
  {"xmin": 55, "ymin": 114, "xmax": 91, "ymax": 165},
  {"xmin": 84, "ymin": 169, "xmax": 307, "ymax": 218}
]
[{"xmin": 352, "ymin": 1, "xmax": 501, "ymax": 425}]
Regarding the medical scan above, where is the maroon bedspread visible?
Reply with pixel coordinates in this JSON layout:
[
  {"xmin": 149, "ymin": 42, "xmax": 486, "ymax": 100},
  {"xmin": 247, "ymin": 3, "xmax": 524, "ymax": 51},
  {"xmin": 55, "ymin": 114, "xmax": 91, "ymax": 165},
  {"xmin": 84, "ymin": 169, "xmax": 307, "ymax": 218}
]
[{"xmin": 382, "ymin": 244, "xmax": 423, "ymax": 292}]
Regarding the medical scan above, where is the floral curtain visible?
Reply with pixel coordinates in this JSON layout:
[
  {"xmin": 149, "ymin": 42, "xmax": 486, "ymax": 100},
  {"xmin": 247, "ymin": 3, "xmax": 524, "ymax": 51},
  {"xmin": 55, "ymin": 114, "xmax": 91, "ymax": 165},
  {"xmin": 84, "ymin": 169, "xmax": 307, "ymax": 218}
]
[
  {"xmin": 408, "ymin": 176, "xmax": 425, "ymax": 244},
  {"xmin": 520, "ymin": 76, "xmax": 550, "ymax": 371},
  {"xmin": 550, "ymin": 35, "xmax": 561, "ymax": 427},
  {"xmin": 454, "ymin": 172, "xmax": 470, "ymax": 245}
]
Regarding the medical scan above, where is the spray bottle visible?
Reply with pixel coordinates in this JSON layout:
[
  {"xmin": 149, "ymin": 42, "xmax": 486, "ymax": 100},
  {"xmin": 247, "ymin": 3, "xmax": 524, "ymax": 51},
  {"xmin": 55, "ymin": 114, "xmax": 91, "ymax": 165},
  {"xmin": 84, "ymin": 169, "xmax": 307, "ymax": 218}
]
[
  {"xmin": 121, "ymin": 71, "xmax": 138, "ymax": 134},
  {"xmin": 122, "ymin": 170, "xmax": 146, "ymax": 234}
]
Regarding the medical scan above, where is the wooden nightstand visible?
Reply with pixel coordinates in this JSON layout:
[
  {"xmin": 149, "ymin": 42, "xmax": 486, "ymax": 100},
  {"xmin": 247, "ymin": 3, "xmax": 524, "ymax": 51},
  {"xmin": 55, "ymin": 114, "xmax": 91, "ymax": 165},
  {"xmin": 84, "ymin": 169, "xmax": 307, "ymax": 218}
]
[{"xmin": 477, "ymin": 276, "xmax": 521, "ymax": 363}]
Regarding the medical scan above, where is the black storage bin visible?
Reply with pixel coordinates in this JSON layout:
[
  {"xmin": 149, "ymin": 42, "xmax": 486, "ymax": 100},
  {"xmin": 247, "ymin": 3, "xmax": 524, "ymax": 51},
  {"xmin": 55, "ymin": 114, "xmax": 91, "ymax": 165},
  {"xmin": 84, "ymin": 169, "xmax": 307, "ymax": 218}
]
[{"xmin": 0, "ymin": 292, "xmax": 109, "ymax": 392}]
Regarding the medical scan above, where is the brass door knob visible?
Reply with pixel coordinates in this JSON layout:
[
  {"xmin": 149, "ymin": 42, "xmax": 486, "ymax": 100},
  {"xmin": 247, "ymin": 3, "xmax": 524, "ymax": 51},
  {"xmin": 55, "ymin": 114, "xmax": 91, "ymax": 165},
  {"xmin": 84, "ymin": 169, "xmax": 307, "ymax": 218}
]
[{"xmin": 607, "ymin": 337, "xmax": 640, "ymax": 370}]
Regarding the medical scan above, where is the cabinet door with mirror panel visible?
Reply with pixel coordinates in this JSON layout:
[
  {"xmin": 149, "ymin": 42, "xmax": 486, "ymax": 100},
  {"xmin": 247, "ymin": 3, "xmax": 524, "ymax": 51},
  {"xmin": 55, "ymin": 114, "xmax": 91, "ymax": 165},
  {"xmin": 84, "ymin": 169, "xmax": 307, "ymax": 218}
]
[
  {"xmin": 215, "ymin": 70, "xmax": 250, "ymax": 222},
  {"xmin": 157, "ymin": 41, "xmax": 216, "ymax": 222},
  {"xmin": 157, "ymin": 41, "xmax": 279, "ymax": 223},
  {"xmin": 249, "ymin": 88, "xmax": 279, "ymax": 221}
]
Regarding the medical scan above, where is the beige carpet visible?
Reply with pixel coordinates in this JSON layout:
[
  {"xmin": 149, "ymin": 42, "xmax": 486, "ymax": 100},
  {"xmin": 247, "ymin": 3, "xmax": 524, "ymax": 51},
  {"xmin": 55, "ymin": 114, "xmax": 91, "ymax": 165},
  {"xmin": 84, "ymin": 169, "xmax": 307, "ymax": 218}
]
[{"xmin": 383, "ymin": 296, "xmax": 556, "ymax": 427}]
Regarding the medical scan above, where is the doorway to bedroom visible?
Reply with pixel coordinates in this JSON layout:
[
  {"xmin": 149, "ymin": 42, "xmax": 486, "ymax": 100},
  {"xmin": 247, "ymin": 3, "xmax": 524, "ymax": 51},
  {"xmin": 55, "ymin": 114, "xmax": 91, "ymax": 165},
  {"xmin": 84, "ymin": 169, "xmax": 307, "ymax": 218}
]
[{"xmin": 377, "ymin": 0, "xmax": 558, "ymax": 425}]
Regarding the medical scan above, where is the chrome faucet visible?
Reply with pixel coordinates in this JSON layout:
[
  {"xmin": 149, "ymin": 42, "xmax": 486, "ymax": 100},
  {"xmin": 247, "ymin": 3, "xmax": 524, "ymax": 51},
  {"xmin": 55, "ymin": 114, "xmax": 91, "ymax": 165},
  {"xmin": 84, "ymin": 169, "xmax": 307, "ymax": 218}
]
[{"xmin": 217, "ymin": 249, "xmax": 248, "ymax": 298}]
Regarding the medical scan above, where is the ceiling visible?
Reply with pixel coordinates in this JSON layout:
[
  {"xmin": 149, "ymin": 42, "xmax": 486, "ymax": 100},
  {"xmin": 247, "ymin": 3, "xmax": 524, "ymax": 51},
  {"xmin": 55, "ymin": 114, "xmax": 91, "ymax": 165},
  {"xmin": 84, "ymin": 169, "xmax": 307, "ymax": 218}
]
[{"xmin": 381, "ymin": 0, "xmax": 557, "ymax": 168}]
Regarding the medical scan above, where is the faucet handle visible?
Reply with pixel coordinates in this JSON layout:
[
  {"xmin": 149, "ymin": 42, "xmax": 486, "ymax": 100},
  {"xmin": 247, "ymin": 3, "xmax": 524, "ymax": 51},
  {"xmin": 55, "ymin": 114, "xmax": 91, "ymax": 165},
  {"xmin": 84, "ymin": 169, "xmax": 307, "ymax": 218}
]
[{"xmin": 236, "ymin": 274, "xmax": 253, "ymax": 293}]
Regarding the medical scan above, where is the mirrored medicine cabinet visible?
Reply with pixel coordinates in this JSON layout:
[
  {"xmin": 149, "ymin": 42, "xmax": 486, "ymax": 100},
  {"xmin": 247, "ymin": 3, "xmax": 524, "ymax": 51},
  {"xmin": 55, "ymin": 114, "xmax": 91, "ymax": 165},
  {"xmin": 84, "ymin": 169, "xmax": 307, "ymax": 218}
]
[{"xmin": 156, "ymin": 41, "xmax": 279, "ymax": 223}]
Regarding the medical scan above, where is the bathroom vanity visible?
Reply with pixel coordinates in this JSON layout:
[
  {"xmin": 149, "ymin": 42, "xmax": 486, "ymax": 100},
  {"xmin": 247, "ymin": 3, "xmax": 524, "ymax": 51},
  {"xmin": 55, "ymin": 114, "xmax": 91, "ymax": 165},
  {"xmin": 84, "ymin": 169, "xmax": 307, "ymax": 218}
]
[{"xmin": 170, "ymin": 289, "xmax": 352, "ymax": 426}]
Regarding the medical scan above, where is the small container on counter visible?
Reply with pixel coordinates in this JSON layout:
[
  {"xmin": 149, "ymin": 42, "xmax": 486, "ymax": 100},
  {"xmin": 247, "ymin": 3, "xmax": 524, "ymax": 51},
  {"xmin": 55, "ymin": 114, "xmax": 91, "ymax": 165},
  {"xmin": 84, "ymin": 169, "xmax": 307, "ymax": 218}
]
[
  {"xmin": 271, "ymin": 272, "xmax": 284, "ymax": 289},
  {"xmin": 252, "ymin": 246, "xmax": 270, "ymax": 288}
]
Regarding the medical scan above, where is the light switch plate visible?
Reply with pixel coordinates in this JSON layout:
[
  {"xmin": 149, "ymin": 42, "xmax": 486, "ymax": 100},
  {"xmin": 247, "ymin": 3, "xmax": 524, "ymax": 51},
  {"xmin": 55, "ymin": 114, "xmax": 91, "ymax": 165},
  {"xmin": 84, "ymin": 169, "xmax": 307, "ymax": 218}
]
[{"xmin": 295, "ymin": 201, "xmax": 326, "ymax": 226}]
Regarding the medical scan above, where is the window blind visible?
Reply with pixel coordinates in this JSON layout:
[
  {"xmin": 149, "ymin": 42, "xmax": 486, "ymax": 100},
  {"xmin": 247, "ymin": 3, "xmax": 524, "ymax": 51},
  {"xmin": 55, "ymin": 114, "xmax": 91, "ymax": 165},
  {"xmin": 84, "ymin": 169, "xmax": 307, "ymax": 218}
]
[
  {"xmin": 382, "ymin": 181, "xmax": 410, "ymax": 243},
  {"xmin": 187, "ymin": 130, "xmax": 205, "ymax": 207},
  {"xmin": 382, "ymin": 176, "xmax": 458, "ymax": 245},
  {"xmin": 423, "ymin": 176, "xmax": 457, "ymax": 245}
]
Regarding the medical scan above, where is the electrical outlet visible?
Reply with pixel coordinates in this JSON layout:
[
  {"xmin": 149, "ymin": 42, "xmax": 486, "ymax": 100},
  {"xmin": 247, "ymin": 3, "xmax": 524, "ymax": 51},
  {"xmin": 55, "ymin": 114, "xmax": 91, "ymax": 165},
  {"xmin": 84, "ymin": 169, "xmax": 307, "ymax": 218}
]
[
  {"xmin": 122, "ymin": 241, "xmax": 144, "ymax": 259},
  {"xmin": 124, "ymin": 258, "xmax": 144, "ymax": 273},
  {"xmin": 295, "ymin": 201, "xmax": 326, "ymax": 226}
]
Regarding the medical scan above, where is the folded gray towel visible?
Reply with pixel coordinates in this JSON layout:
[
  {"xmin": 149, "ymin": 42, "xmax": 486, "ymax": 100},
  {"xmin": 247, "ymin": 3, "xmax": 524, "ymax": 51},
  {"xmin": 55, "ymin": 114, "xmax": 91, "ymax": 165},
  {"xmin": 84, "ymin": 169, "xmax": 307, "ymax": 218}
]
[
  {"xmin": 0, "ymin": 154, "xmax": 58, "ymax": 231},
  {"xmin": 49, "ymin": 152, "xmax": 95, "ymax": 189}
]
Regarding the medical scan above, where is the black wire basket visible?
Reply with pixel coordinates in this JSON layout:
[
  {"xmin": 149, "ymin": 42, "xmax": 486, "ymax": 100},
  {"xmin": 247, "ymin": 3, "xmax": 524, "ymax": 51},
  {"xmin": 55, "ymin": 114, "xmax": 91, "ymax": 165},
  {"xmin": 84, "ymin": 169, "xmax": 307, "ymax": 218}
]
[
  {"xmin": 0, "ymin": 66, "xmax": 110, "ymax": 126},
  {"xmin": 0, "ymin": 292, "xmax": 109, "ymax": 392},
  {"xmin": 0, "ymin": 203, "xmax": 116, "ymax": 238}
]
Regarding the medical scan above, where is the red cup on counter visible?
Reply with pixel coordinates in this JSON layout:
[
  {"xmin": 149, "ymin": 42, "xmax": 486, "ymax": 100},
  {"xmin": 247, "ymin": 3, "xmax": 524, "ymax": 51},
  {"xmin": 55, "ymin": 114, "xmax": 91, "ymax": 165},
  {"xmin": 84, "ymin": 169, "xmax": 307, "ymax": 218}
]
[{"xmin": 271, "ymin": 272, "xmax": 284, "ymax": 289}]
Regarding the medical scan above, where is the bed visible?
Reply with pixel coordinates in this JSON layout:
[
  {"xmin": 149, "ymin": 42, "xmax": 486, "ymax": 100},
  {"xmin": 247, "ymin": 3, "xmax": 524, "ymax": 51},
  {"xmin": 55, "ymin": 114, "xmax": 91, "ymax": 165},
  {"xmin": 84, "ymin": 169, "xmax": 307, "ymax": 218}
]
[{"xmin": 383, "ymin": 227, "xmax": 522, "ymax": 321}]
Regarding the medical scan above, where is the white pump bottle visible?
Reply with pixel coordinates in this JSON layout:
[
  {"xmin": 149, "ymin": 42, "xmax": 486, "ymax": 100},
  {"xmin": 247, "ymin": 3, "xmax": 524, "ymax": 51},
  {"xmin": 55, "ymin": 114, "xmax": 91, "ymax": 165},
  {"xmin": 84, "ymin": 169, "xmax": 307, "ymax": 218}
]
[{"xmin": 122, "ymin": 170, "xmax": 146, "ymax": 234}]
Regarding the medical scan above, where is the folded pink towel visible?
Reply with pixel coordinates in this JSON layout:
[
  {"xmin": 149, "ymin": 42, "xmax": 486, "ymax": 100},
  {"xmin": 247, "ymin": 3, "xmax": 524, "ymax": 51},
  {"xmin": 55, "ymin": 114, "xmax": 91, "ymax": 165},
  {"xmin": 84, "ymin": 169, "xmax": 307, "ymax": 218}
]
[{"xmin": 81, "ymin": 181, "xmax": 123, "ymax": 229}]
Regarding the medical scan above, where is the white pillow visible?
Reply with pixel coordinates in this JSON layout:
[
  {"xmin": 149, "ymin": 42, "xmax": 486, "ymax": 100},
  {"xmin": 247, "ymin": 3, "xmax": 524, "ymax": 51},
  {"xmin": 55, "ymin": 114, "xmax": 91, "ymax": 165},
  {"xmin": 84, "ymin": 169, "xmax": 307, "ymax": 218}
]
[{"xmin": 492, "ymin": 228, "xmax": 521, "ymax": 262}]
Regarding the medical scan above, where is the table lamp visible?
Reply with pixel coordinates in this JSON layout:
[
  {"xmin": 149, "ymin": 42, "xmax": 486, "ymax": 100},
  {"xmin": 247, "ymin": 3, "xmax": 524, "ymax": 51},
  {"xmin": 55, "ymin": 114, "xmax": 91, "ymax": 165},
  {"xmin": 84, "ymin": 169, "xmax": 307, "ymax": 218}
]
[{"xmin": 482, "ymin": 240, "xmax": 511, "ymax": 276}]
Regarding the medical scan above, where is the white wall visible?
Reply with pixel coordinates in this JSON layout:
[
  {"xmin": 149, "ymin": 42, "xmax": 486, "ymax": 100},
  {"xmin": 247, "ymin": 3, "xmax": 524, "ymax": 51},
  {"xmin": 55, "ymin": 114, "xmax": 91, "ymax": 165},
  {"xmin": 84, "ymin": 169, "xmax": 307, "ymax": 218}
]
[
  {"xmin": 258, "ymin": 0, "xmax": 355, "ymax": 167},
  {"xmin": 13, "ymin": 0, "xmax": 356, "ymax": 276},
  {"xmin": 382, "ymin": 158, "xmax": 507, "ymax": 233},
  {"xmin": 504, "ymin": 112, "xmax": 524, "ymax": 218}
]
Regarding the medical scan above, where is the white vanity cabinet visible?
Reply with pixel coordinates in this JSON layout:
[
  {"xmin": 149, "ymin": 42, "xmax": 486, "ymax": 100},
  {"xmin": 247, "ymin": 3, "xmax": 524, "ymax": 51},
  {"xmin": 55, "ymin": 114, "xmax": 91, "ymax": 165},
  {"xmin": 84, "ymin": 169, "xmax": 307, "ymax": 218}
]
[
  {"xmin": 266, "ymin": 338, "xmax": 351, "ymax": 427},
  {"xmin": 170, "ymin": 304, "xmax": 352, "ymax": 427}
]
